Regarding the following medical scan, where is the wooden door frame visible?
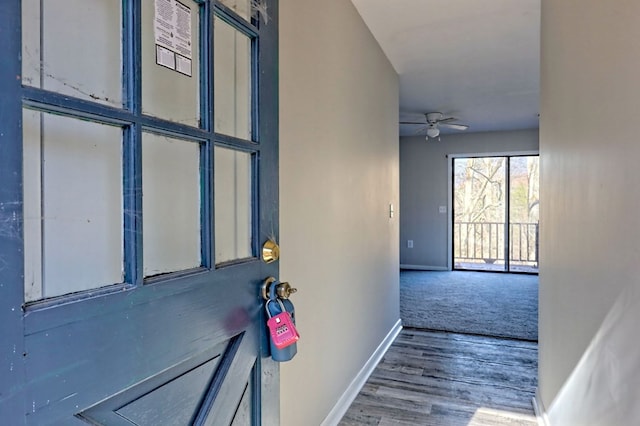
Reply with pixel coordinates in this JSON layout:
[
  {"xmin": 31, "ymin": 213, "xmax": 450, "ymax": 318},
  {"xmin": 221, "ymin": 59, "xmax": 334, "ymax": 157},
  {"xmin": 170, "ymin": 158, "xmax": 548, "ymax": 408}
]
[{"xmin": 0, "ymin": 0, "xmax": 27, "ymax": 421}]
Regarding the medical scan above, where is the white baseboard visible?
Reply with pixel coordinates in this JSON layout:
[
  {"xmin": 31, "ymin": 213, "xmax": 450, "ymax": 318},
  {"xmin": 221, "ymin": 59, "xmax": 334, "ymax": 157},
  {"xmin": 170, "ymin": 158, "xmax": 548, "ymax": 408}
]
[
  {"xmin": 321, "ymin": 319, "xmax": 403, "ymax": 426},
  {"xmin": 532, "ymin": 388, "xmax": 550, "ymax": 426},
  {"xmin": 400, "ymin": 264, "xmax": 448, "ymax": 271}
]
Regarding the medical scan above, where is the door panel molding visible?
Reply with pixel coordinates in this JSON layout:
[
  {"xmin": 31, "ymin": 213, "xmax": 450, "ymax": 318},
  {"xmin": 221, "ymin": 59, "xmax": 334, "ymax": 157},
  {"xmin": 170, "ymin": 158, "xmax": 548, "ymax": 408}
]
[
  {"xmin": 194, "ymin": 331, "xmax": 258, "ymax": 425},
  {"xmin": 77, "ymin": 341, "xmax": 229, "ymax": 425},
  {"xmin": 23, "ymin": 269, "xmax": 265, "ymax": 422}
]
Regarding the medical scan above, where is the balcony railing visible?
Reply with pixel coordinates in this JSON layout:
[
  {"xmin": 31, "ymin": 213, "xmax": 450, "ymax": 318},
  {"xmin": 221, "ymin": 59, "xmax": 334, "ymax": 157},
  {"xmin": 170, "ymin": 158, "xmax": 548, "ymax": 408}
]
[{"xmin": 453, "ymin": 222, "xmax": 539, "ymax": 267}]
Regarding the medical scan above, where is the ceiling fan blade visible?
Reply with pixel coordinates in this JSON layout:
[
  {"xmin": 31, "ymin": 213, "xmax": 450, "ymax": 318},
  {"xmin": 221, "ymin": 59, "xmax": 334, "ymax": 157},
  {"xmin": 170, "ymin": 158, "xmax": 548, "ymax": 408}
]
[
  {"xmin": 412, "ymin": 125, "xmax": 428, "ymax": 135},
  {"xmin": 438, "ymin": 117, "xmax": 458, "ymax": 123},
  {"xmin": 439, "ymin": 123, "xmax": 469, "ymax": 131},
  {"xmin": 400, "ymin": 121, "xmax": 427, "ymax": 125}
]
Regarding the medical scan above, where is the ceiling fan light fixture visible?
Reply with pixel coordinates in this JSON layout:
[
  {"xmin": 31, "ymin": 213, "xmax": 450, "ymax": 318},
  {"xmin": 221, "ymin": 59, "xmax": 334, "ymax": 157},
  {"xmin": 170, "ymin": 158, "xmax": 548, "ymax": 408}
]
[{"xmin": 426, "ymin": 127, "xmax": 440, "ymax": 138}]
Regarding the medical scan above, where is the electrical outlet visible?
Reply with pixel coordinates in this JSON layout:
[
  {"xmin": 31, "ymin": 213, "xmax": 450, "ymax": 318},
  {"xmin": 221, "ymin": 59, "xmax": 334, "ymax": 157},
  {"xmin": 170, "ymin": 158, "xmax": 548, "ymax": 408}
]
[
  {"xmin": 439, "ymin": 206, "xmax": 447, "ymax": 214},
  {"xmin": 407, "ymin": 240, "xmax": 413, "ymax": 248}
]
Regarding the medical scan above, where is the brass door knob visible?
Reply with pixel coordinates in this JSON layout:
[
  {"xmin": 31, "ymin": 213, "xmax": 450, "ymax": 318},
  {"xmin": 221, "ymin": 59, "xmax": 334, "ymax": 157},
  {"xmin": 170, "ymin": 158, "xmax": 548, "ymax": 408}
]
[
  {"xmin": 261, "ymin": 277, "xmax": 297, "ymax": 300},
  {"xmin": 276, "ymin": 282, "xmax": 297, "ymax": 299}
]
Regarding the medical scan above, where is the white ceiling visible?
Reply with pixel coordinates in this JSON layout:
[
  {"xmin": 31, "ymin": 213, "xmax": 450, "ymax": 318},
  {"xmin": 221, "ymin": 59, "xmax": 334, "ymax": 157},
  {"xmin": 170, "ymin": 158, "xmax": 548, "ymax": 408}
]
[{"xmin": 350, "ymin": 0, "xmax": 540, "ymax": 136}]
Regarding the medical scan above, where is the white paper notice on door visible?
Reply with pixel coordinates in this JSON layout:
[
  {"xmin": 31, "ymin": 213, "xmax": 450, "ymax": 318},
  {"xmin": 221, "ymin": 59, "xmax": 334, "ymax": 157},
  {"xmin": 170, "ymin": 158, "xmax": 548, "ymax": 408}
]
[{"xmin": 154, "ymin": 0, "xmax": 192, "ymax": 76}]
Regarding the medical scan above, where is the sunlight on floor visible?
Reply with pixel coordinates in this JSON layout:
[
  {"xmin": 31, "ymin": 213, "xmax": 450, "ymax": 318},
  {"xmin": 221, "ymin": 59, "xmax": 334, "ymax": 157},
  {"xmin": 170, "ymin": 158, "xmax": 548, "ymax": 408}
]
[{"xmin": 467, "ymin": 406, "xmax": 537, "ymax": 426}]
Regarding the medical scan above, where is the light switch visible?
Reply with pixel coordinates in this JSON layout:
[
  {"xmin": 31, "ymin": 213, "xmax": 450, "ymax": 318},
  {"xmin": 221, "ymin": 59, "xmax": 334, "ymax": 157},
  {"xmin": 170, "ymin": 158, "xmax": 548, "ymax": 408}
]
[
  {"xmin": 407, "ymin": 240, "xmax": 413, "ymax": 248},
  {"xmin": 439, "ymin": 206, "xmax": 447, "ymax": 214}
]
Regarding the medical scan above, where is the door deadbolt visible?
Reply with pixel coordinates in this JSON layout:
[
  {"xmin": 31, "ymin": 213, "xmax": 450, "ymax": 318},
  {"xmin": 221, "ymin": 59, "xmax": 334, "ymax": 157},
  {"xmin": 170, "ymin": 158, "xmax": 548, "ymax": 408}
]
[{"xmin": 262, "ymin": 239, "xmax": 280, "ymax": 263}]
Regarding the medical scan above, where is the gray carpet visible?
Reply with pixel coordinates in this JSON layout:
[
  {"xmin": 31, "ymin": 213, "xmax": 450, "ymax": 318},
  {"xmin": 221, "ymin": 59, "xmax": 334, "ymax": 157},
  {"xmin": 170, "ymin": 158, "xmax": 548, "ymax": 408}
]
[{"xmin": 400, "ymin": 270, "xmax": 538, "ymax": 341}]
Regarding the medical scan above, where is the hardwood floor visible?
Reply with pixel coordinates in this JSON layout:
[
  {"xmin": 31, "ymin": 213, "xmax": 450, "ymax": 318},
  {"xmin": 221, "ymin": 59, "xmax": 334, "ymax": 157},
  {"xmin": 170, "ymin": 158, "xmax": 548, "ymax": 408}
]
[{"xmin": 339, "ymin": 329, "xmax": 538, "ymax": 426}]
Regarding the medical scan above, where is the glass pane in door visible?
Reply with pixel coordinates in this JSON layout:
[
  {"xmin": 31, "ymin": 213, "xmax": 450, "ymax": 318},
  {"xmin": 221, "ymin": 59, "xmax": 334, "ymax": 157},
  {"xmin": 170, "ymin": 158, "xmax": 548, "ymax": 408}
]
[
  {"xmin": 453, "ymin": 157, "xmax": 507, "ymax": 271},
  {"xmin": 214, "ymin": 17, "xmax": 252, "ymax": 140},
  {"xmin": 21, "ymin": 0, "xmax": 122, "ymax": 107},
  {"xmin": 23, "ymin": 109, "xmax": 124, "ymax": 302},
  {"xmin": 218, "ymin": 0, "xmax": 252, "ymax": 21},
  {"xmin": 214, "ymin": 147, "xmax": 253, "ymax": 264},
  {"xmin": 509, "ymin": 156, "xmax": 540, "ymax": 272},
  {"xmin": 142, "ymin": 0, "xmax": 200, "ymax": 126},
  {"xmin": 142, "ymin": 133, "xmax": 202, "ymax": 277}
]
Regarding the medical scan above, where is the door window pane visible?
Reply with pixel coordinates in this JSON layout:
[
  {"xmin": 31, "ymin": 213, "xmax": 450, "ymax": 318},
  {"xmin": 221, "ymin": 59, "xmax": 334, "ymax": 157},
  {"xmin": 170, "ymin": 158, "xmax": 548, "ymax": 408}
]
[
  {"xmin": 218, "ymin": 0, "xmax": 251, "ymax": 21},
  {"xmin": 215, "ymin": 147, "xmax": 253, "ymax": 264},
  {"xmin": 214, "ymin": 18, "xmax": 252, "ymax": 140},
  {"xmin": 23, "ymin": 110, "xmax": 124, "ymax": 302},
  {"xmin": 143, "ymin": 133, "xmax": 201, "ymax": 277},
  {"xmin": 509, "ymin": 156, "xmax": 540, "ymax": 272},
  {"xmin": 142, "ymin": 0, "xmax": 200, "ymax": 126},
  {"xmin": 21, "ymin": 0, "xmax": 122, "ymax": 107}
]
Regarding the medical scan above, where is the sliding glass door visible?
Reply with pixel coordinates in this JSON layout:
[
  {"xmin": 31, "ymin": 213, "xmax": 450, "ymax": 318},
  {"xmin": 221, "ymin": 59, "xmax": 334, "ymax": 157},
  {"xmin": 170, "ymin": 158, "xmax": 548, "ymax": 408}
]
[
  {"xmin": 453, "ymin": 157, "xmax": 507, "ymax": 271},
  {"xmin": 453, "ymin": 155, "xmax": 539, "ymax": 273},
  {"xmin": 508, "ymin": 156, "xmax": 540, "ymax": 272}
]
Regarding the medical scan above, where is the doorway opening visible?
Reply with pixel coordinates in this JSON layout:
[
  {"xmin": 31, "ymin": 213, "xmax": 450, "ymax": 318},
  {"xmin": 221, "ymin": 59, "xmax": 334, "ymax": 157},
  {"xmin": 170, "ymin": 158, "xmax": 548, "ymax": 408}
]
[{"xmin": 452, "ymin": 155, "xmax": 539, "ymax": 273}]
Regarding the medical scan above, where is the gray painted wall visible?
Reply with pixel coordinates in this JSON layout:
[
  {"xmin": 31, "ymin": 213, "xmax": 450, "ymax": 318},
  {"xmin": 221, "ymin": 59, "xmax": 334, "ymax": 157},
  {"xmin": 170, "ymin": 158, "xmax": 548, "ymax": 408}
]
[
  {"xmin": 539, "ymin": 0, "xmax": 640, "ymax": 424},
  {"xmin": 279, "ymin": 1, "xmax": 399, "ymax": 424},
  {"xmin": 400, "ymin": 129, "xmax": 539, "ymax": 269}
]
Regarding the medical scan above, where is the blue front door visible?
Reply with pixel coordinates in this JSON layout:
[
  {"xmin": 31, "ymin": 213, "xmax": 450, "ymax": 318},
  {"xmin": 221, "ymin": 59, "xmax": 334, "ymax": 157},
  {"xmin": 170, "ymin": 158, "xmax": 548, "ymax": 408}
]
[{"xmin": 0, "ymin": 1, "xmax": 280, "ymax": 424}]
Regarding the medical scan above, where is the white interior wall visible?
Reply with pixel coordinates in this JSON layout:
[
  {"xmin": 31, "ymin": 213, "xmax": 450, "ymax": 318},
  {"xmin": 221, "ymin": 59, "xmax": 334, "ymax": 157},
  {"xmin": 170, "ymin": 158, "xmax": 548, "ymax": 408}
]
[
  {"xmin": 400, "ymin": 129, "xmax": 539, "ymax": 269},
  {"xmin": 279, "ymin": 0, "xmax": 400, "ymax": 424},
  {"xmin": 539, "ymin": 0, "xmax": 640, "ymax": 424}
]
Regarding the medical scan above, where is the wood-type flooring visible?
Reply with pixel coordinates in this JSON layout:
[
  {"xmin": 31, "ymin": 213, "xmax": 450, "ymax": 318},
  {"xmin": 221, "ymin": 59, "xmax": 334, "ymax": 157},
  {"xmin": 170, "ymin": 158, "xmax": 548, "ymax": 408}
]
[{"xmin": 339, "ymin": 329, "xmax": 538, "ymax": 426}]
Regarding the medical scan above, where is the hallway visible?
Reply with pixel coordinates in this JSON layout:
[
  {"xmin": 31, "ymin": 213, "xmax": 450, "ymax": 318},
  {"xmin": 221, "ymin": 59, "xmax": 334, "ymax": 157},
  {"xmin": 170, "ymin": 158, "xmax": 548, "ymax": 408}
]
[{"xmin": 339, "ymin": 329, "xmax": 537, "ymax": 425}]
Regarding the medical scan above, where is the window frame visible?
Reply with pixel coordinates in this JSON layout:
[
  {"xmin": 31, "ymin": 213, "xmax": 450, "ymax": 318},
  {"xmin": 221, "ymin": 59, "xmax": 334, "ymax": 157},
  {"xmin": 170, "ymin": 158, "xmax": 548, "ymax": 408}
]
[{"xmin": 20, "ymin": 0, "xmax": 264, "ymax": 308}]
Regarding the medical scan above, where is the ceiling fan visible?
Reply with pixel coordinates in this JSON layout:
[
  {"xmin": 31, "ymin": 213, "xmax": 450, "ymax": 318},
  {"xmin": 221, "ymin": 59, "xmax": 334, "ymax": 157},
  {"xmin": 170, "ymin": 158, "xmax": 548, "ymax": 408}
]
[{"xmin": 400, "ymin": 112, "xmax": 469, "ymax": 139}]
